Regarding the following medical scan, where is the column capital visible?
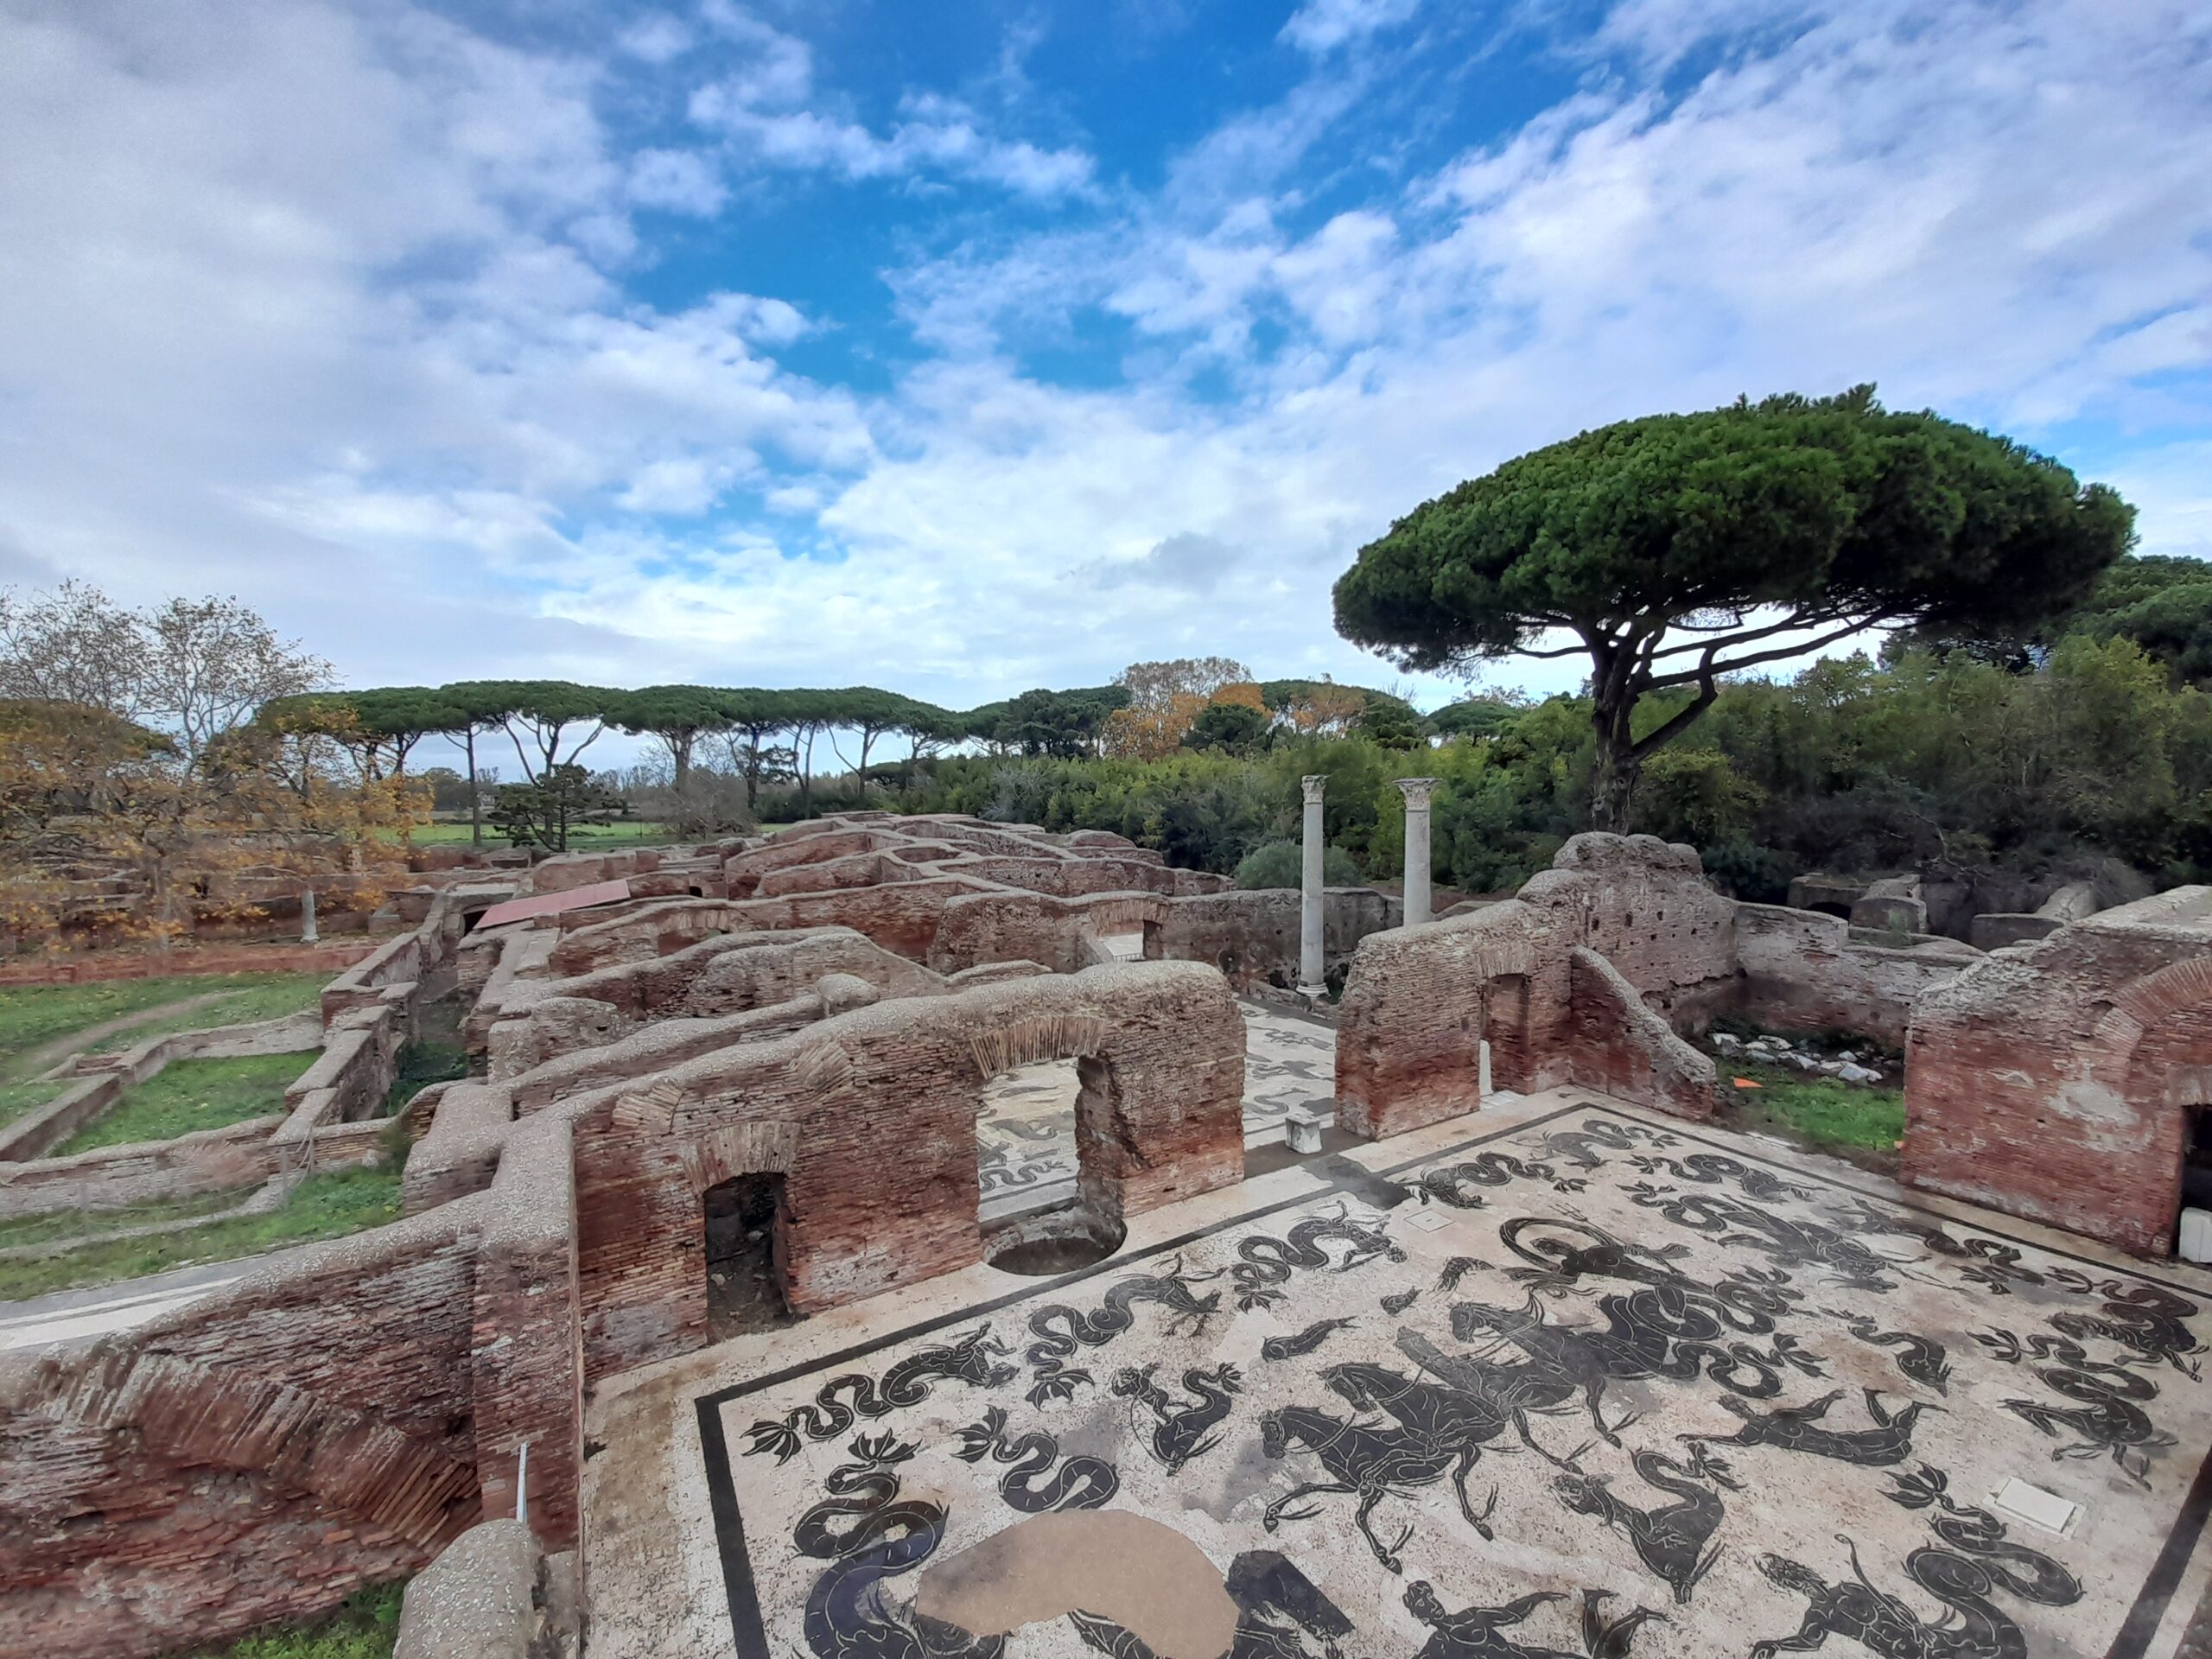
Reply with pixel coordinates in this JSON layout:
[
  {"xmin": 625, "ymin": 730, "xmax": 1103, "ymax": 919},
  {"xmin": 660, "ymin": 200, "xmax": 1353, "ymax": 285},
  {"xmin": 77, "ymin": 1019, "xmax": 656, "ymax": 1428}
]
[
  {"xmin": 1395, "ymin": 777, "xmax": 1440, "ymax": 810},
  {"xmin": 1300, "ymin": 774, "xmax": 1328, "ymax": 805}
]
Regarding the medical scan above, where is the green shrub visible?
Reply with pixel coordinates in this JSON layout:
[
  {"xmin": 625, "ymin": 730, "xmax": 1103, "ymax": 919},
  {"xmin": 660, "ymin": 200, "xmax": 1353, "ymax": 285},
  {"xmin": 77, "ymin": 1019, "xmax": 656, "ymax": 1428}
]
[{"xmin": 1235, "ymin": 840, "xmax": 1361, "ymax": 889}]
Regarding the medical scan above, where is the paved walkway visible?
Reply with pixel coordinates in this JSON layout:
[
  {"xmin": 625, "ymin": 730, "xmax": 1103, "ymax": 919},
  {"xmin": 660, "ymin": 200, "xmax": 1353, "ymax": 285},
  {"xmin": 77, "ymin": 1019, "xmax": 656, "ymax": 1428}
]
[{"xmin": 0, "ymin": 1256, "xmax": 255, "ymax": 1352}]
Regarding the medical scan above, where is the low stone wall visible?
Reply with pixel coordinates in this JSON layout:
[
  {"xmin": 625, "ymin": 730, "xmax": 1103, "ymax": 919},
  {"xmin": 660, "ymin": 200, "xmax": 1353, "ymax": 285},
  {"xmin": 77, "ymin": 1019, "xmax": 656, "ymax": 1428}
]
[
  {"xmin": 0, "ymin": 1202, "xmax": 488, "ymax": 1658},
  {"xmin": 1904, "ymin": 891, "xmax": 2212, "ymax": 1255},
  {"xmin": 525, "ymin": 959, "xmax": 1246, "ymax": 1383},
  {"xmin": 0, "ymin": 1012, "xmax": 325, "ymax": 1165},
  {"xmin": 0, "ymin": 1116, "xmax": 385, "ymax": 1221},
  {"xmin": 1145, "ymin": 887, "xmax": 1400, "ymax": 988},
  {"xmin": 1734, "ymin": 904, "xmax": 1974, "ymax": 1046},
  {"xmin": 1336, "ymin": 900, "xmax": 1557, "ymax": 1140},
  {"xmin": 0, "ymin": 1074, "xmax": 120, "ymax": 1163},
  {"xmin": 1335, "ymin": 835, "xmax": 1872, "ymax": 1139},
  {"xmin": 276, "ymin": 1003, "xmax": 407, "ymax": 1140},
  {"xmin": 0, "ymin": 1110, "xmax": 584, "ymax": 1659},
  {"xmin": 1567, "ymin": 947, "xmax": 1716, "ymax": 1120}
]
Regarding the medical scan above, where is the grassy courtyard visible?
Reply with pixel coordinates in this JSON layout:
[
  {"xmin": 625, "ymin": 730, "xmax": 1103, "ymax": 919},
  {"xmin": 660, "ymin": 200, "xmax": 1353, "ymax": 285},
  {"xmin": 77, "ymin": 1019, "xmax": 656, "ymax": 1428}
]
[
  {"xmin": 0, "ymin": 1164, "xmax": 404, "ymax": 1301},
  {"xmin": 54, "ymin": 1052, "xmax": 306, "ymax": 1156},
  {"xmin": 1712, "ymin": 1058, "xmax": 1906, "ymax": 1160},
  {"xmin": 404, "ymin": 817, "xmax": 676, "ymax": 847},
  {"xmin": 0, "ymin": 972, "xmax": 327, "ymax": 1076}
]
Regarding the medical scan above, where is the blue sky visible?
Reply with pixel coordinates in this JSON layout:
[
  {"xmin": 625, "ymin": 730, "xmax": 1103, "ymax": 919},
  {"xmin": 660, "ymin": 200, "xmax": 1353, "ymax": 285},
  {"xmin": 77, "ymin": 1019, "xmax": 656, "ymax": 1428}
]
[{"xmin": 1, "ymin": 0, "xmax": 2208, "ymax": 733}]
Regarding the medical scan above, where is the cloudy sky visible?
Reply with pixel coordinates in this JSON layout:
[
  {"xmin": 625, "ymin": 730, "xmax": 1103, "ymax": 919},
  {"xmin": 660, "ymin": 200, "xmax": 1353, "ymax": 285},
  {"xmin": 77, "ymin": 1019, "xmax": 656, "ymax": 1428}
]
[{"xmin": 2, "ymin": 0, "xmax": 2208, "ymax": 717}]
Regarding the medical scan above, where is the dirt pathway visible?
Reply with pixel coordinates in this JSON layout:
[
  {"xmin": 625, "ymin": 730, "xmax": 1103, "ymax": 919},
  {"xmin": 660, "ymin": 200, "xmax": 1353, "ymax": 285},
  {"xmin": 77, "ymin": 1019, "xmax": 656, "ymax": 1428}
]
[{"xmin": 4, "ymin": 990, "xmax": 234, "ymax": 1084}]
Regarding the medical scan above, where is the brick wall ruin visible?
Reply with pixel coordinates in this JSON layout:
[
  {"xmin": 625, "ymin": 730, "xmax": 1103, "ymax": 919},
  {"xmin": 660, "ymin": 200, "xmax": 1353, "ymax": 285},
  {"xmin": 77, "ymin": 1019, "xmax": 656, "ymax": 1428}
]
[
  {"xmin": 1337, "ymin": 832, "xmax": 1977, "ymax": 1138},
  {"xmin": 1904, "ymin": 887, "xmax": 2212, "ymax": 1254},
  {"xmin": 18, "ymin": 810, "xmax": 2160, "ymax": 1659}
]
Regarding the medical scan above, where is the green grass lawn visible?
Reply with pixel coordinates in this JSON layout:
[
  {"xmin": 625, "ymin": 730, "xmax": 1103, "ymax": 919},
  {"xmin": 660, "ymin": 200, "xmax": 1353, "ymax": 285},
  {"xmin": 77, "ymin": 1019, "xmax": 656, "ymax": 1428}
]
[
  {"xmin": 1719, "ymin": 1060, "xmax": 1905, "ymax": 1154},
  {"xmin": 0, "ymin": 1164, "xmax": 404, "ymax": 1301},
  {"xmin": 0, "ymin": 972, "xmax": 328, "ymax": 1077},
  {"xmin": 0, "ymin": 1185, "xmax": 250, "ymax": 1252},
  {"xmin": 402, "ymin": 817, "xmax": 677, "ymax": 847},
  {"xmin": 181, "ymin": 1583, "xmax": 404, "ymax": 1659},
  {"xmin": 0, "ymin": 1075, "xmax": 67, "ymax": 1131},
  {"xmin": 86, "ymin": 973, "xmax": 327, "ymax": 1054},
  {"xmin": 54, "ymin": 1052, "xmax": 305, "ymax": 1156}
]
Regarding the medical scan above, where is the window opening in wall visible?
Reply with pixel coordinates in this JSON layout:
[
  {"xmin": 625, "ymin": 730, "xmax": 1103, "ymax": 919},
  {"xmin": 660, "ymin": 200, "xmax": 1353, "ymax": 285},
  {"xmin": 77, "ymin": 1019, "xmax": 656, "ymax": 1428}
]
[{"xmin": 984, "ymin": 1053, "xmax": 1126, "ymax": 1274}]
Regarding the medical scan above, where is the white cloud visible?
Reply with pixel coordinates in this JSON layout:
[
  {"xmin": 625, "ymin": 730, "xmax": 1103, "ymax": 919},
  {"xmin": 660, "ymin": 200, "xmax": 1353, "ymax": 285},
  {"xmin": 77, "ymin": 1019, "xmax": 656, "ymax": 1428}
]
[
  {"xmin": 1279, "ymin": 0, "xmax": 1423, "ymax": 55},
  {"xmin": 1, "ymin": 0, "xmax": 2207, "ymax": 719},
  {"xmin": 687, "ymin": 10, "xmax": 1096, "ymax": 199},
  {"xmin": 626, "ymin": 148, "xmax": 728, "ymax": 216},
  {"xmin": 616, "ymin": 12, "xmax": 694, "ymax": 66}
]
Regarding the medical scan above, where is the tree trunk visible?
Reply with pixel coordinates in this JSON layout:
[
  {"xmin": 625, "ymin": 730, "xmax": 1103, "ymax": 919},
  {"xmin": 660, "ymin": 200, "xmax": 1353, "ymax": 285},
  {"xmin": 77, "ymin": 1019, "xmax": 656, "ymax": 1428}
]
[
  {"xmin": 1590, "ymin": 699, "xmax": 1641, "ymax": 833},
  {"xmin": 671, "ymin": 734, "xmax": 691, "ymax": 791},
  {"xmin": 467, "ymin": 729, "xmax": 481, "ymax": 845}
]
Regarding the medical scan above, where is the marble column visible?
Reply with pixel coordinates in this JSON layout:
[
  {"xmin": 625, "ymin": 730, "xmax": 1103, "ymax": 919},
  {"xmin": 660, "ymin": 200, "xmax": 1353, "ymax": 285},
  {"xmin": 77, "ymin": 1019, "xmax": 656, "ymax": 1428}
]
[
  {"xmin": 1395, "ymin": 777, "xmax": 1439, "ymax": 927},
  {"xmin": 1298, "ymin": 774, "xmax": 1326, "ymax": 1000},
  {"xmin": 300, "ymin": 886, "xmax": 319, "ymax": 944}
]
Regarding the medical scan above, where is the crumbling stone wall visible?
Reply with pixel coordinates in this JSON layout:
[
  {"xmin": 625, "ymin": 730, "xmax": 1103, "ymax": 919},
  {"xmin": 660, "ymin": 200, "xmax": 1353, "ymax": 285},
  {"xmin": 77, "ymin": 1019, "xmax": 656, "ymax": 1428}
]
[
  {"xmin": 1904, "ymin": 889, "xmax": 2212, "ymax": 1254},
  {"xmin": 1335, "ymin": 899, "xmax": 1560, "ymax": 1138},
  {"xmin": 552, "ymin": 961, "xmax": 1244, "ymax": 1381},
  {"xmin": 1735, "ymin": 904, "xmax": 1976, "ymax": 1045},
  {"xmin": 1336, "ymin": 833, "xmax": 1947, "ymax": 1137},
  {"xmin": 0, "ymin": 1207, "xmax": 489, "ymax": 1659},
  {"xmin": 1147, "ymin": 887, "xmax": 1401, "ymax": 989},
  {"xmin": 1566, "ymin": 947, "xmax": 1716, "ymax": 1120}
]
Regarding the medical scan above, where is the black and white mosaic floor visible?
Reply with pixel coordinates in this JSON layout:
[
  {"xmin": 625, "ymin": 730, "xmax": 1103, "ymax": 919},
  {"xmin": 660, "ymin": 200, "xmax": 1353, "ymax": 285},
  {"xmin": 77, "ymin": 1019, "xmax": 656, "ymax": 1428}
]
[{"xmin": 586, "ymin": 1096, "xmax": 2212, "ymax": 1659}]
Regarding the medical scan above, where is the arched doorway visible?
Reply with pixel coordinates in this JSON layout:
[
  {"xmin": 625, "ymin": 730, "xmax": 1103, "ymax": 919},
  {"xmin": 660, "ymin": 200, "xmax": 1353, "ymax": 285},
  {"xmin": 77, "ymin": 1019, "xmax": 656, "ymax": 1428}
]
[{"xmin": 702, "ymin": 1173, "xmax": 794, "ymax": 1338}]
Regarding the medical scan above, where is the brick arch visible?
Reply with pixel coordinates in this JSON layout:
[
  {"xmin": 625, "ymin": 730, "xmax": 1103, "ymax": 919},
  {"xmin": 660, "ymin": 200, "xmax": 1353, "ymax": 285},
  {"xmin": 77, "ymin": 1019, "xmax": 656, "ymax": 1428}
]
[
  {"xmin": 1079, "ymin": 892, "xmax": 1172, "ymax": 931},
  {"xmin": 2088, "ymin": 957, "xmax": 2212, "ymax": 1090},
  {"xmin": 680, "ymin": 1120, "xmax": 798, "ymax": 1194},
  {"xmin": 963, "ymin": 1010, "xmax": 1112, "ymax": 1080}
]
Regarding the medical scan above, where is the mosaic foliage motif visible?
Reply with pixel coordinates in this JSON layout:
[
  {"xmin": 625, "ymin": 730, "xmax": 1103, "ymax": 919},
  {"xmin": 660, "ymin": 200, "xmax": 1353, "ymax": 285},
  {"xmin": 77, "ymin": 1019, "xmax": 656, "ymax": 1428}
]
[{"xmin": 715, "ymin": 1110, "xmax": 2209, "ymax": 1659}]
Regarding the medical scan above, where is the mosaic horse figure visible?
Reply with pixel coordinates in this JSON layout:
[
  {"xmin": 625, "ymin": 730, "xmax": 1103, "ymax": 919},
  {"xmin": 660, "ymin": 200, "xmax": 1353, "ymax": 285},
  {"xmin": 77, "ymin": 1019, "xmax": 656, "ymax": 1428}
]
[{"xmin": 1260, "ymin": 1402, "xmax": 1493, "ymax": 1573}]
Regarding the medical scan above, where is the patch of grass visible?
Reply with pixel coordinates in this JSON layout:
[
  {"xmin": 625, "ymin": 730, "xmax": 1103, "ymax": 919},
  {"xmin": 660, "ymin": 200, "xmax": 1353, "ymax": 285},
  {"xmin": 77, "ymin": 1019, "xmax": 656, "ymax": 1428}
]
[
  {"xmin": 0, "ymin": 972, "xmax": 329, "ymax": 1077},
  {"xmin": 0, "ymin": 1185, "xmax": 251, "ymax": 1251},
  {"xmin": 0, "ymin": 1164, "xmax": 403, "ymax": 1300},
  {"xmin": 0, "ymin": 1075, "xmax": 67, "ymax": 1129},
  {"xmin": 181, "ymin": 1582, "xmax": 404, "ymax": 1659},
  {"xmin": 54, "ymin": 1052, "xmax": 305, "ymax": 1155},
  {"xmin": 401, "ymin": 817, "xmax": 677, "ymax": 847},
  {"xmin": 0, "ymin": 979, "xmax": 219, "ymax": 1074},
  {"xmin": 1722, "ymin": 1061, "xmax": 1905, "ymax": 1154},
  {"xmin": 382, "ymin": 997, "xmax": 469, "ymax": 1117},
  {"xmin": 86, "ymin": 973, "xmax": 327, "ymax": 1054}
]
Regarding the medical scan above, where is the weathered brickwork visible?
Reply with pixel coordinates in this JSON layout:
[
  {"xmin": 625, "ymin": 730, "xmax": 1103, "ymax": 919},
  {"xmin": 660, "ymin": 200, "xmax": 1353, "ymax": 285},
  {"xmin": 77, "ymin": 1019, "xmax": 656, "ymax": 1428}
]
[
  {"xmin": 1338, "ymin": 833, "xmax": 1962, "ymax": 1138},
  {"xmin": 1146, "ymin": 887, "xmax": 1401, "ymax": 989},
  {"xmin": 1904, "ymin": 888, "xmax": 2212, "ymax": 1254},
  {"xmin": 18, "ymin": 812, "xmax": 2144, "ymax": 1659}
]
